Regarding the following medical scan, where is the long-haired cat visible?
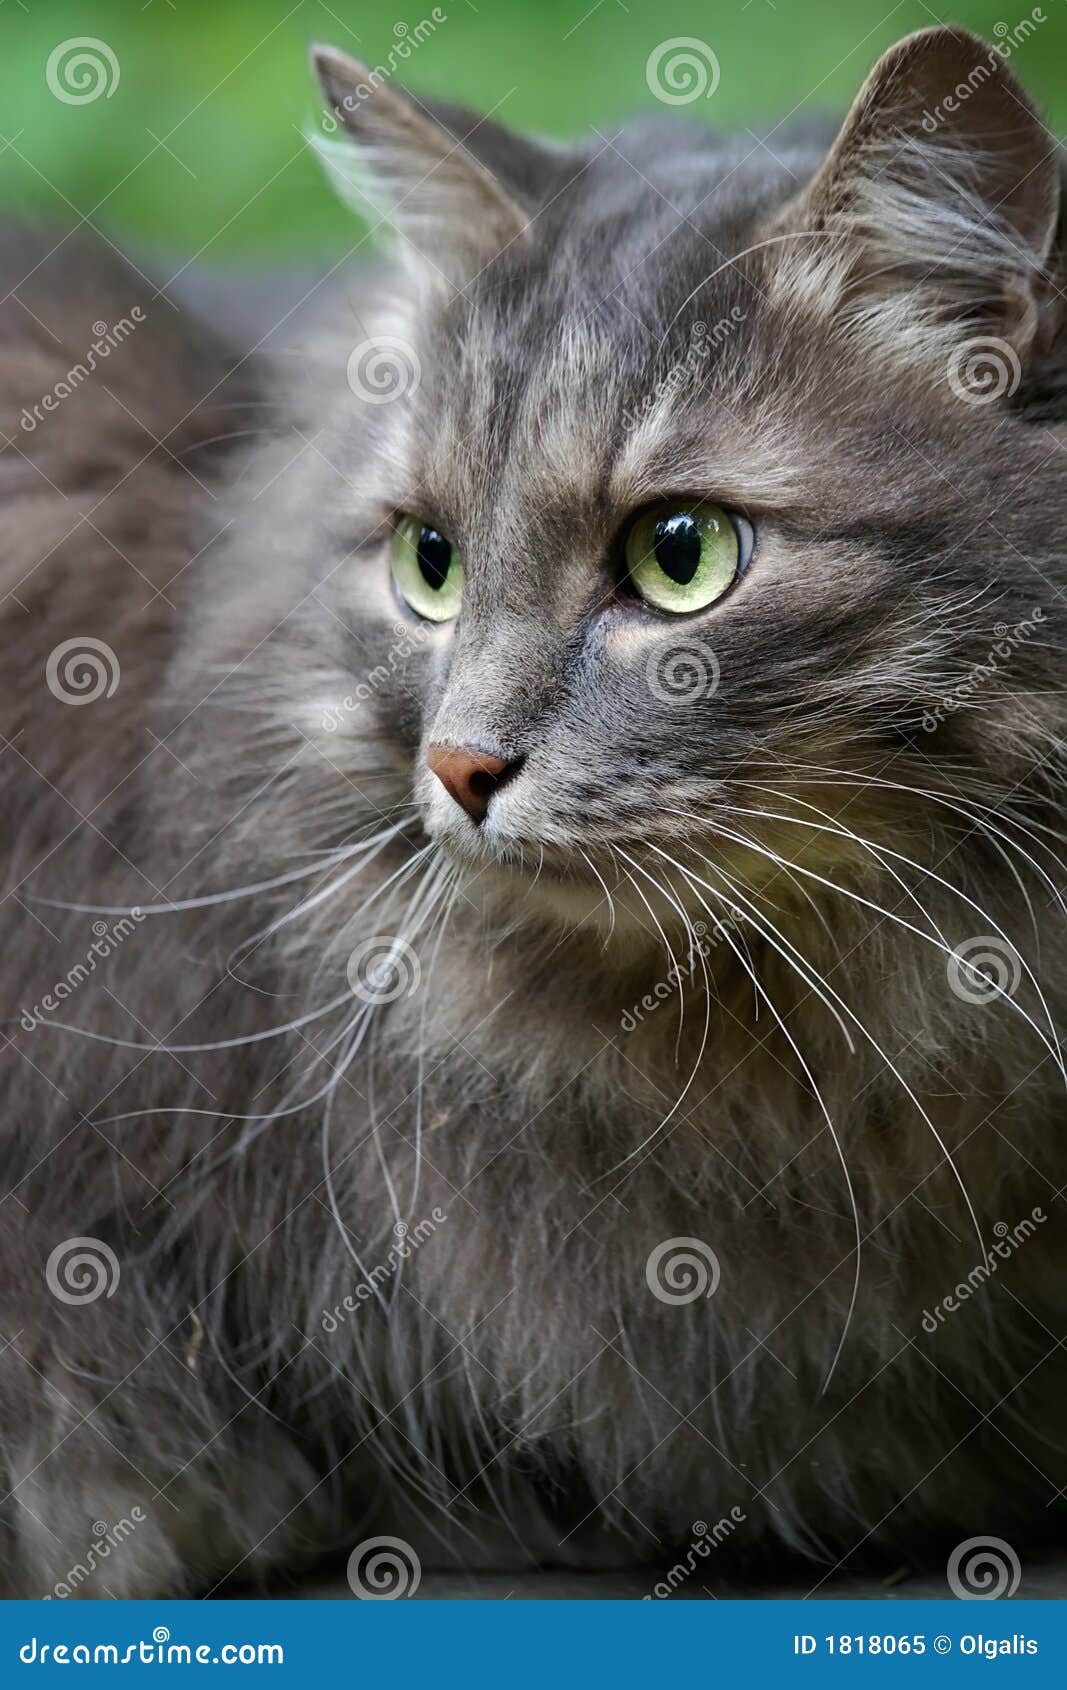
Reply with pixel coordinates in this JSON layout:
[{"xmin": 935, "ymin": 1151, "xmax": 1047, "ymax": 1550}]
[{"xmin": 1, "ymin": 25, "xmax": 1065, "ymax": 1596}]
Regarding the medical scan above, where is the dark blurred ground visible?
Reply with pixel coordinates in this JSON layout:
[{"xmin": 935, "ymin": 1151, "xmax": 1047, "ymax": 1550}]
[{"xmin": 293, "ymin": 1560, "xmax": 1066, "ymax": 1599}]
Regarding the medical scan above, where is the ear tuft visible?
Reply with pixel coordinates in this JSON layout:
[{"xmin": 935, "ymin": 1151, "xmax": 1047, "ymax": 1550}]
[
  {"xmin": 310, "ymin": 45, "xmax": 531, "ymax": 288},
  {"xmin": 771, "ymin": 27, "xmax": 1060, "ymax": 377}
]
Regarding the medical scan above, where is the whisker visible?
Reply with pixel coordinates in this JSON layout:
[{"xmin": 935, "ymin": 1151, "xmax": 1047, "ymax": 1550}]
[
  {"xmin": 598, "ymin": 849, "xmax": 712, "ymax": 1170},
  {"xmin": 673, "ymin": 833, "xmax": 986, "ymax": 1259},
  {"xmin": 232, "ymin": 834, "xmax": 431, "ymax": 963},
  {"xmin": 737, "ymin": 785, "xmax": 1065, "ymax": 1086},
  {"xmin": 578, "ymin": 847, "xmax": 618, "ymax": 945},
  {"xmin": 31, "ymin": 821, "xmax": 407, "ymax": 918},
  {"xmin": 614, "ymin": 847, "xmax": 687, "ymax": 1058},
  {"xmin": 665, "ymin": 854, "xmax": 862, "ymax": 1391},
  {"xmin": 700, "ymin": 806, "xmax": 1065, "ymax": 1088}
]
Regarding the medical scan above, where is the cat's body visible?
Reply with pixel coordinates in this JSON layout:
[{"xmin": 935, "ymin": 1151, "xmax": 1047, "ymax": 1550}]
[{"xmin": 1, "ymin": 28, "xmax": 1066, "ymax": 1596}]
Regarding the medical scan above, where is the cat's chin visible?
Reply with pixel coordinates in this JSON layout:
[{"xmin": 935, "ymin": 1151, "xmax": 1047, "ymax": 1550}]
[
  {"xmin": 429, "ymin": 829, "xmax": 662, "ymax": 947},
  {"xmin": 425, "ymin": 791, "xmax": 705, "ymax": 945},
  {"xmin": 423, "ymin": 810, "xmax": 612, "ymax": 935},
  {"xmin": 448, "ymin": 845, "xmax": 602, "ymax": 926}
]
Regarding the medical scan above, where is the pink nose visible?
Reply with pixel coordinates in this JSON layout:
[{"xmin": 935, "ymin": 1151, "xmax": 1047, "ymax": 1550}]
[{"xmin": 427, "ymin": 745, "xmax": 509, "ymax": 822}]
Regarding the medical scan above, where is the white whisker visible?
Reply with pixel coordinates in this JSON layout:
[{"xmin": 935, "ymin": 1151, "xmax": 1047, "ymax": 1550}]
[
  {"xmin": 664, "ymin": 852, "xmax": 863, "ymax": 1390},
  {"xmin": 673, "ymin": 832, "xmax": 986, "ymax": 1259}
]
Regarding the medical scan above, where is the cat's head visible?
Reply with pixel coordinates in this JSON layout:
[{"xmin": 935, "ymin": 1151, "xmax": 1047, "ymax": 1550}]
[{"xmin": 274, "ymin": 27, "xmax": 1065, "ymax": 943}]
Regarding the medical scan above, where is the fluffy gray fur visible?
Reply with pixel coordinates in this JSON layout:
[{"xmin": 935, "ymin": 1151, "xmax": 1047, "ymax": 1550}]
[{"xmin": 0, "ymin": 26, "xmax": 1065, "ymax": 1596}]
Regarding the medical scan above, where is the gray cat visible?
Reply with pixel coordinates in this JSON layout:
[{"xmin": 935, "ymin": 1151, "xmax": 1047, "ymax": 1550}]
[{"xmin": 0, "ymin": 24, "xmax": 1064, "ymax": 1598}]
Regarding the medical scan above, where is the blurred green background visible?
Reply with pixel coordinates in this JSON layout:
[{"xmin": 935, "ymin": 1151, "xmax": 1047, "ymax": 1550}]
[{"xmin": 0, "ymin": 0, "xmax": 1063, "ymax": 262}]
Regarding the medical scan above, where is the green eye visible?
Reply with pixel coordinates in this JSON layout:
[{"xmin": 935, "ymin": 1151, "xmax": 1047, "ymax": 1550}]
[
  {"xmin": 392, "ymin": 518, "xmax": 463, "ymax": 621},
  {"xmin": 624, "ymin": 502, "xmax": 745, "ymax": 614}
]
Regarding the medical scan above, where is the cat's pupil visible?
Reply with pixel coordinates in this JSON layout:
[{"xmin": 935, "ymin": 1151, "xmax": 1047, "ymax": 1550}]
[
  {"xmin": 417, "ymin": 527, "xmax": 452, "ymax": 590},
  {"xmin": 653, "ymin": 513, "xmax": 701, "ymax": 585}
]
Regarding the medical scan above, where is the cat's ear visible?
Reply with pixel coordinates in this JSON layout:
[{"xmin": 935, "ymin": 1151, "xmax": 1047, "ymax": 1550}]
[
  {"xmin": 310, "ymin": 45, "xmax": 533, "ymax": 287},
  {"xmin": 774, "ymin": 26, "xmax": 1060, "ymax": 369}
]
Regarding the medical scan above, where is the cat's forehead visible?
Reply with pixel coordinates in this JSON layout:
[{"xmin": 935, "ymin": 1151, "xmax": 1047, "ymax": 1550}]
[
  {"xmin": 451, "ymin": 308, "xmax": 632, "ymax": 479},
  {"xmin": 413, "ymin": 255, "xmax": 792, "ymax": 542},
  {"xmin": 393, "ymin": 112, "xmax": 974, "ymax": 546}
]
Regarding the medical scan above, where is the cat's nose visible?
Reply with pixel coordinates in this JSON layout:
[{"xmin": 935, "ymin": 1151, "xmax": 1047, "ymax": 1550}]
[{"xmin": 426, "ymin": 745, "xmax": 517, "ymax": 823}]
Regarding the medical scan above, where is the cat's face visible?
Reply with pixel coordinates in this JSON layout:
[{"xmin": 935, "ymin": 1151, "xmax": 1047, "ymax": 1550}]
[
  {"xmin": 301, "ymin": 30, "xmax": 1063, "ymax": 939},
  {"xmin": 366, "ymin": 247, "xmax": 897, "ymax": 923}
]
